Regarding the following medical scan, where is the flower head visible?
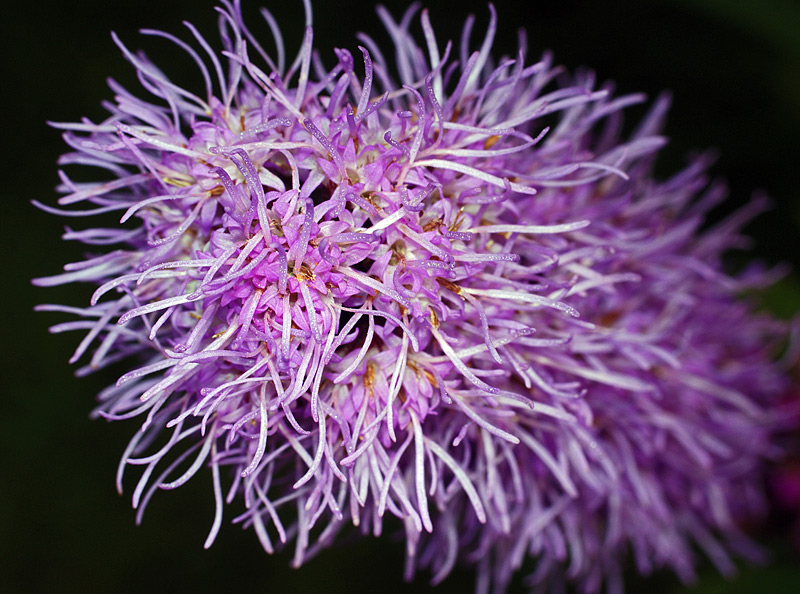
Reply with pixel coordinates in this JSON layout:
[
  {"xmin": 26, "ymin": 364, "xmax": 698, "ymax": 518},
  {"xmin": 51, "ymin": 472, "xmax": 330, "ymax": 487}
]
[{"xmin": 35, "ymin": 1, "xmax": 794, "ymax": 592}]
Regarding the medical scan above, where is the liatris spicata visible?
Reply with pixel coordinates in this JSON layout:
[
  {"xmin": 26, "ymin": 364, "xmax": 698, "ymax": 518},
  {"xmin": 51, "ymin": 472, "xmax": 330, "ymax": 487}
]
[{"xmin": 34, "ymin": 1, "xmax": 795, "ymax": 592}]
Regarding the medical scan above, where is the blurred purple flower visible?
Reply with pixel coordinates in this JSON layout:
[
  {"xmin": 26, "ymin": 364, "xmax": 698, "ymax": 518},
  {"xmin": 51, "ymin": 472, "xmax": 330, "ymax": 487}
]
[{"xmin": 34, "ymin": 1, "xmax": 796, "ymax": 592}]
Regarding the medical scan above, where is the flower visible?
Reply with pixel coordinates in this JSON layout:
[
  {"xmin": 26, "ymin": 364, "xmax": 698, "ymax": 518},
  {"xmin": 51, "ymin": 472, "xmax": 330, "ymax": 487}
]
[{"xmin": 34, "ymin": 1, "xmax": 794, "ymax": 592}]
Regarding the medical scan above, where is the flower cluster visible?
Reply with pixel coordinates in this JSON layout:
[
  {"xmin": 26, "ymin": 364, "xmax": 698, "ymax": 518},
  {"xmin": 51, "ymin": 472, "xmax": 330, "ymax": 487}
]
[{"xmin": 35, "ymin": 1, "xmax": 793, "ymax": 592}]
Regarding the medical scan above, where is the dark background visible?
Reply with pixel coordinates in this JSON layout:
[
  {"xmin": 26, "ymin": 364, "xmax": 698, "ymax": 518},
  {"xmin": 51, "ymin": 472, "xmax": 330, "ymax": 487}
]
[{"xmin": 3, "ymin": 0, "xmax": 799, "ymax": 592}]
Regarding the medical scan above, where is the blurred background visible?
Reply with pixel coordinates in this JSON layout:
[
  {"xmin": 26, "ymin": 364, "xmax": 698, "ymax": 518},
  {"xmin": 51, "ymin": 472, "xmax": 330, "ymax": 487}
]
[{"xmin": 2, "ymin": 0, "xmax": 799, "ymax": 592}]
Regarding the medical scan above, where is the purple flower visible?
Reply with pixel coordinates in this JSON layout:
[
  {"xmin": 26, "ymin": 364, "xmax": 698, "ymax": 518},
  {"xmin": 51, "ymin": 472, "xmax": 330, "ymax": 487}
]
[{"xmin": 34, "ymin": 1, "xmax": 795, "ymax": 592}]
